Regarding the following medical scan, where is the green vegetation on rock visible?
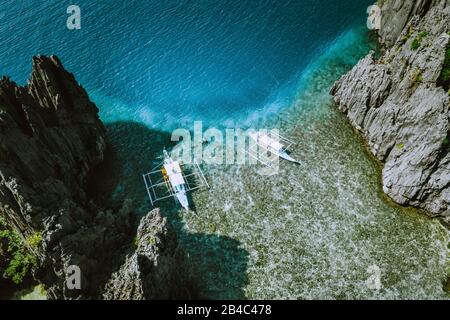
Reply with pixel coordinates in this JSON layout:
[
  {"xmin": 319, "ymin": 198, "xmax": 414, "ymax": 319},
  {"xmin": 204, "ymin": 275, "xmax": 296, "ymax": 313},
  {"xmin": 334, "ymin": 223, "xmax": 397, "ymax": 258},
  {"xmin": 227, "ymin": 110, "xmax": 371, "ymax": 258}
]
[
  {"xmin": 12, "ymin": 284, "xmax": 47, "ymax": 300},
  {"xmin": 443, "ymin": 136, "xmax": 449, "ymax": 146},
  {"xmin": 0, "ymin": 217, "xmax": 38, "ymax": 284},
  {"xmin": 411, "ymin": 31, "xmax": 428, "ymax": 50},
  {"xmin": 411, "ymin": 68, "xmax": 424, "ymax": 86},
  {"xmin": 26, "ymin": 232, "xmax": 42, "ymax": 250},
  {"xmin": 147, "ymin": 236, "xmax": 156, "ymax": 245},
  {"xmin": 133, "ymin": 236, "xmax": 139, "ymax": 248},
  {"xmin": 401, "ymin": 26, "xmax": 415, "ymax": 45}
]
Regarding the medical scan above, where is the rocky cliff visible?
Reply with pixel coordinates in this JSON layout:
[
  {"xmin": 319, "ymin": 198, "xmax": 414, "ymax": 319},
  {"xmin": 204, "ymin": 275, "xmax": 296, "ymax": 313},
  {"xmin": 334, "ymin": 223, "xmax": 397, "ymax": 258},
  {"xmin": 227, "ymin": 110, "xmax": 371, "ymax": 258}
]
[
  {"xmin": 331, "ymin": 0, "xmax": 450, "ymax": 221},
  {"xmin": 103, "ymin": 209, "xmax": 193, "ymax": 300},
  {"xmin": 377, "ymin": 0, "xmax": 444, "ymax": 46},
  {"xmin": 0, "ymin": 56, "xmax": 191, "ymax": 299}
]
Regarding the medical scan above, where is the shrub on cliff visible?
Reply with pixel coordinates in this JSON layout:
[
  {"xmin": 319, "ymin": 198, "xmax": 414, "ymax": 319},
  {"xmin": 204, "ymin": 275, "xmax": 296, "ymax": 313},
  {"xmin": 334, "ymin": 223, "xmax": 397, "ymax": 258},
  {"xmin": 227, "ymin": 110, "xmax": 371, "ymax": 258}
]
[
  {"xmin": 0, "ymin": 217, "xmax": 38, "ymax": 284},
  {"xmin": 410, "ymin": 31, "xmax": 428, "ymax": 50}
]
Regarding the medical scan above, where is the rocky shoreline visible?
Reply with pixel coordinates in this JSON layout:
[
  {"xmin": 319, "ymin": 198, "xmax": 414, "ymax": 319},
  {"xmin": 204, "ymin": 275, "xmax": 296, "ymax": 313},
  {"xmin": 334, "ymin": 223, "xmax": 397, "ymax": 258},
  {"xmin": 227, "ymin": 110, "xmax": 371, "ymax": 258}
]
[
  {"xmin": 0, "ymin": 56, "xmax": 192, "ymax": 299},
  {"xmin": 331, "ymin": 0, "xmax": 450, "ymax": 224}
]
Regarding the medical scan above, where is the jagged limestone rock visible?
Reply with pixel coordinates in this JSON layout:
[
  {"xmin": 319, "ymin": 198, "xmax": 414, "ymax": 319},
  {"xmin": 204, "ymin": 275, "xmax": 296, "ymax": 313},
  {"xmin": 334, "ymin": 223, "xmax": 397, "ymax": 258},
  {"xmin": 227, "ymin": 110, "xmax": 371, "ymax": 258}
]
[
  {"xmin": 103, "ymin": 209, "xmax": 192, "ymax": 300},
  {"xmin": 331, "ymin": 1, "xmax": 450, "ymax": 219},
  {"xmin": 0, "ymin": 56, "xmax": 193, "ymax": 299},
  {"xmin": 0, "ymin": 56, "xmax": 134, "ymax": 298},
  {"xmin": 378, "ymin": 0, "xmax": 443, "ymax": 47}
]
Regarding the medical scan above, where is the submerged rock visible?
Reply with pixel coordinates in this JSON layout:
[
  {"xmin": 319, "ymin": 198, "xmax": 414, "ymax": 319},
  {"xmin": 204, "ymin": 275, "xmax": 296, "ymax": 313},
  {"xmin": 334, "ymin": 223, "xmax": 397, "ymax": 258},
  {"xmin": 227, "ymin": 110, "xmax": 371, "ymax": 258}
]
[{"xmin": 331, "ymin": 1, "xmax": 450, "ymax": 219}]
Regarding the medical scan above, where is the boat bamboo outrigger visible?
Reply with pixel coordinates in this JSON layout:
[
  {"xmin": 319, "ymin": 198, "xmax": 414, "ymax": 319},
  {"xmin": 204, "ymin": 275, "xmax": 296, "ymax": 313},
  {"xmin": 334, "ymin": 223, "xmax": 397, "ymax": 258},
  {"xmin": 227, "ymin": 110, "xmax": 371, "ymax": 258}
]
[
  {"xmin": 246, "ymin": 131, "xmax": 300, "ymax": 167},
  {"xmin": 142, "ymin": 149, "xmax": 209, "ymax": 211}
]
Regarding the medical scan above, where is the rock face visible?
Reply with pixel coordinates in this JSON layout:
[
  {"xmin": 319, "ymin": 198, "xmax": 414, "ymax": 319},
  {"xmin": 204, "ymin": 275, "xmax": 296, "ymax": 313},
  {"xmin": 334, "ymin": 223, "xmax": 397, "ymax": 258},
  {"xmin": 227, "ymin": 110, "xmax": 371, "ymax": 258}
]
[
  {"xmin": 0, "ymin": 55, "xmax": 135, "ymax": 298},
  {"xmin": 103, "ymin": 209, "xmax": 193, "ymax": 300},
  {"xmin": 0, "ymin": 55, "xmax": 193, "ymax": 299},
  {"xmin": 331, "ymin": 1, "xmax": 450, "ymax": 219},
  {"xmin": 378, "ymin": 0, "xmax": 443, "ymax": 47}
]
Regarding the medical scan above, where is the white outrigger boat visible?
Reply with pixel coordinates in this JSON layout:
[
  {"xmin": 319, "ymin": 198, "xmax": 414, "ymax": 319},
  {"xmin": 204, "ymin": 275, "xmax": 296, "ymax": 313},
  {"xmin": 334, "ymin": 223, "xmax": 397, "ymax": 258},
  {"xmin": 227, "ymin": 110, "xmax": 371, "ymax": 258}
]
[
  {"xmin": 247, "ymin": 131, "xmax": 300, "ymax": 166},
  {"xmin": 143, "ymin": 149, "xmax": 209, "ymax": 211}
]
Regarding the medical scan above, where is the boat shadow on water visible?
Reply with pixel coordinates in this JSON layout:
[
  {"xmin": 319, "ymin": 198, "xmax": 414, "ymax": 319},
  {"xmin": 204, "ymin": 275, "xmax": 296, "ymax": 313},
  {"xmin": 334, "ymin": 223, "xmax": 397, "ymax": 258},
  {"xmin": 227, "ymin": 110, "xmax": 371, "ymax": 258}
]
[{"xmin": 89, "ymin": 121, "xmax": 249, "ymax": 299}]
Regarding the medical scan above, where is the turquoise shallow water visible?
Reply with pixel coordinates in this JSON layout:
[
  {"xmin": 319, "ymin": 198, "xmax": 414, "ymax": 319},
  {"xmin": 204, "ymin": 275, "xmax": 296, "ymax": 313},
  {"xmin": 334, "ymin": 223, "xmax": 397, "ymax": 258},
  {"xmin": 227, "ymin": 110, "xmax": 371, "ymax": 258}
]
[
  {"xmin": 169, "ymin": 28, "xmax": 450, "ymax": 299},
  {"xmin": 99, "ymin": 27, "xmax": 449, "ymax": 299},
  {"xmin": 1, "ymin": 1, "xmax": 449, "ymax": 299}
]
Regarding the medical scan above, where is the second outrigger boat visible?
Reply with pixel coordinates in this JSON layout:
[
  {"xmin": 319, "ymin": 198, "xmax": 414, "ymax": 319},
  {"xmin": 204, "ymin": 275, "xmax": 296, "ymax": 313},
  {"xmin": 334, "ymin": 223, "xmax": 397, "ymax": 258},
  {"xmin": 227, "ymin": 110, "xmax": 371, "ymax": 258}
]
[{"xmin": 247, "ymin": 131, "xmax": 300, "ymax": 166}]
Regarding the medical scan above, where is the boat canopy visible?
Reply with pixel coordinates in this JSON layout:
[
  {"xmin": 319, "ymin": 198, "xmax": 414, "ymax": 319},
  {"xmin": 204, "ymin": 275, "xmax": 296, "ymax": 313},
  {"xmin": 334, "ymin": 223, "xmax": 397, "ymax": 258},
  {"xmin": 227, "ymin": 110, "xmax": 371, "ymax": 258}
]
[{"xmin": 163, "ymin": 161, "xmax": 184, "ymax": 186}]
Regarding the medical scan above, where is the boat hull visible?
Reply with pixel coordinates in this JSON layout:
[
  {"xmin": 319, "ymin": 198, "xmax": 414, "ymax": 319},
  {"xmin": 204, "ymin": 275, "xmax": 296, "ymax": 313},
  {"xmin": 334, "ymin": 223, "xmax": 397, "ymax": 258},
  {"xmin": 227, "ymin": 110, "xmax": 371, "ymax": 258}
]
[
  {"xmin": 279, "ymin": 151, "xmax": 300, "ymax": 164},
  {"xmin": 176, "ymin": 192, "xmax": 189, "ymax": 210}
]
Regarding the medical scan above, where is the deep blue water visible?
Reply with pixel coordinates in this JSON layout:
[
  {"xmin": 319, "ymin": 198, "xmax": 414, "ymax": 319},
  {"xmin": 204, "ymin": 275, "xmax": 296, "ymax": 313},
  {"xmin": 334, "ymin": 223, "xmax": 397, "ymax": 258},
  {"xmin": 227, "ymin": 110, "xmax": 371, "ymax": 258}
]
[{"xmin": 0, "ymin": 0, "xmax": 372, "ymax": 130}]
